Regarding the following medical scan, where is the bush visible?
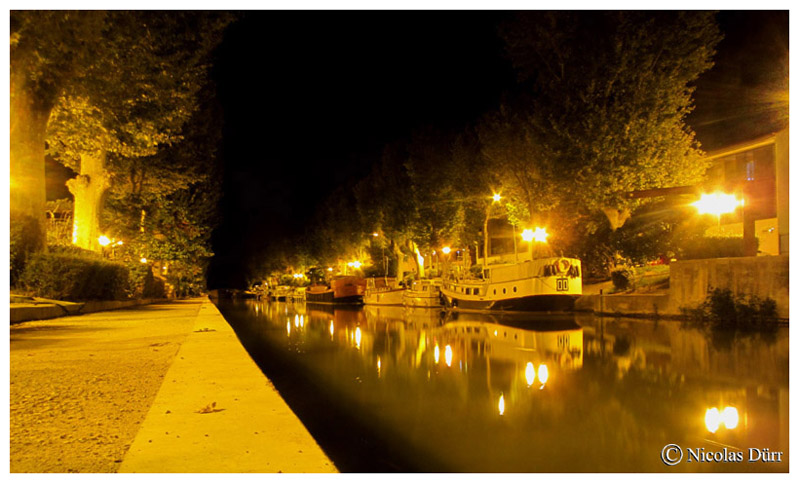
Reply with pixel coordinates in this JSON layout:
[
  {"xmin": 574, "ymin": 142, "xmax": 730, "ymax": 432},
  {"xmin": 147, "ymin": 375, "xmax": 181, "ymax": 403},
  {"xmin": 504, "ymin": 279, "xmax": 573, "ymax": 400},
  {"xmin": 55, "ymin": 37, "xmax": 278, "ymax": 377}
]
[
  {"xmin": 683, "ymin": 287, "xmax": 778, "ymax": 330},
  {"xmin": 680, "ymin": 236, "xmax": 756, "ymax": 260},
  {"xmin": 611, "ymin": 267, "xmax": 634, "ymax": 291},
  {"xmin": 127, "ymin": 264, "xmax": 166, "ymax": 299},
  {"xmin": 19, "ymin": 253, "xmax": 130, "ymax": 301},
  {"xmin": 10, "ymin": 211, "xmax": 44, "ymax": 287}
]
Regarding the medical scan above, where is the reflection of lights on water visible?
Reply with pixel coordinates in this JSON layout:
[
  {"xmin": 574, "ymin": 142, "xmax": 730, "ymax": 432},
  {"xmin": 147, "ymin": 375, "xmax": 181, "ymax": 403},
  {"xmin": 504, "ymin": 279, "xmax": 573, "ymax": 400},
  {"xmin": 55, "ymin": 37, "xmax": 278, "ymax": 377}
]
[
  {"xmin": 445, "ymin": 345, "xmax": 453, "ymax": 367},
  {"xmin": 294, "ymin": 315, "xmax": 300, "ymax": 328},
  {"xmin": 705, "ymin": 407, "xmax": 721, "ymax": 433},
  {"xmin": 286, "ymin": 320, "xmax": 291, "ymax": 336},
  {"xmin": 434, "ymin": 345, "xmax": 440, "ymax": 364},
  {"xmin": 377, "ymin": 357, "xmax": 381, "ymax": 376},
  {"xmin": 299, "ymin": 315, "xmax": 304, "ymax": 328},
  {"xmin": 525, "ymin": 362, "xmax": 536, "ymax": 386},
  {"xmin": 355, "ymin": 327, "xmax": 362, "ymax": 349},
  {"xmin": 498, "ymin": 394, "xmax": 505, "ymax": 415},
  {"xmin": 494, "ymin": 330, "xmax": 498, "ymax": 336},
  {"xmin": 538, "ymin": 364, "xmax": 549, "ymax": 385},
  {"xmin": 706, "ymin": 406, "xmax": 739, "ymax": 433},
  {"xmin": 329, "ymin": 321, "xmax": 334, "ymax": 337}
]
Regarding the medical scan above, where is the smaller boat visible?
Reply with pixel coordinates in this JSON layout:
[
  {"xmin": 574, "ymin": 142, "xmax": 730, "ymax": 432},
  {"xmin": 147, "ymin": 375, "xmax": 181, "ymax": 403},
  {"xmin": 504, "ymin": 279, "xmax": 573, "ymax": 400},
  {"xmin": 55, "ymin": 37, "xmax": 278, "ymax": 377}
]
[
  {"xmin": 288, "ymin": 286, "xmax": 307, "ymax": 301},
  {"xmin": 364, "ymin": 277, "xmax": 404, "ymax": 306},
  {"xmin": 306, "ymin": 276, "xmax": 365, "ymax": 305},
  {"xmin": 269, "ymin": 285, "xmax": 292, "ymax": 301},
  {"xmin": 403, "ymin": 279, "xmax": 443, "ymax": 308}
]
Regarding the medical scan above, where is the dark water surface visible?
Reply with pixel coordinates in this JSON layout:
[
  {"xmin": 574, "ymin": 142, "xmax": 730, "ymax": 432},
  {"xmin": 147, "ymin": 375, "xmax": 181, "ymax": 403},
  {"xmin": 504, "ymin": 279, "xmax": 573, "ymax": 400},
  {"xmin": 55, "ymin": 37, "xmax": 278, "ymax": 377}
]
[{"xmin": 215, "ymin": 299, "xmax": 788, "ymax": 472}]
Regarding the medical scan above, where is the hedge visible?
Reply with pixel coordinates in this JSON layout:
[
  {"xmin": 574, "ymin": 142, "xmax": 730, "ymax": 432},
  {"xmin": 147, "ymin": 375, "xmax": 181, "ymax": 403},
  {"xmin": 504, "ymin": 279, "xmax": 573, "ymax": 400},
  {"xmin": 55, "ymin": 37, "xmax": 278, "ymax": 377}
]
[{"xmin": 19, "ymin": 253, "xmax": 130, "ymax": 301}]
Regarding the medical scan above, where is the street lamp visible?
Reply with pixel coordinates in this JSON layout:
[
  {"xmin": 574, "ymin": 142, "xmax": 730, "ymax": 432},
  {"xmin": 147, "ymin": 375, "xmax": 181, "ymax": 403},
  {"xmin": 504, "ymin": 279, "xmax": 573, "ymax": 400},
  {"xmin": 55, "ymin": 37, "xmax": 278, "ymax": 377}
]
[
  {"xmin": 492, "ymin": 193, "xmax": 502, "ymax": 203},
  {"xmin": 521, "ymin": 227, "xmax": 548, "ymax": 243},
  {"xmin": 98, "ymin": 235, "xmax": 111, "ymax": 247},
  {"xmin": 441, "ymin": 246, "xmax": 451, "ymax": 255},
  {"xmin": 692, "ymin": 192, "xmax": 743, "ymax": 217}
]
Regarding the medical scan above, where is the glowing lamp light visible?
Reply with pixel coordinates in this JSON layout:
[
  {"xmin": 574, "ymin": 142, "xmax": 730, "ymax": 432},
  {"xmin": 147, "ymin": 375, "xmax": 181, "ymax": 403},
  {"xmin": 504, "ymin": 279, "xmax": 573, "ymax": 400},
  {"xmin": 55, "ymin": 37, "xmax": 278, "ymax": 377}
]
[
  {"xmin": 722, "ymin": 406, "xmax": 739, "ymax": 429},
  {"xmin": 372, "ymin": 232, "xmax": 379, "ymax": 237},
  {"xmin": 525, "ymin": 362, "xmax": 536, "ymax": 386},
  {"xmin": 498, "ymin": 394, "xmax": 505, "ymax": 415},
  {"xmin": 538, "ymin": 364, "xmax": 549, "ymax": 385},
  {"xmin": 692, "ymin": 192, "xmax": 743, "ymax": 216},
  {"xmin": 352, "ymin": 261, "xmax": 362, "ymax": 269},
  {"xmin": 116, "ymin": 240, "xmax": 123, "ymax": 246},
  {"xmin": 442, "ymin": 246, "xmax": 451, "ymax": 255},
  {"xmin": 327, "ymin": 267, "xmax": 333, "ymax": 272},
  {"xmin": 445, "ymin": 345, "xmax": 453, "ymax": 367},
  {"xmin": 522, "ymin": 227, "xmax": 549, "ymax": 243},
  {"xmin": 492, "ymin": 193, "xmax": 502, "ymax": 202},
  {"xmin": 705, "ymin": 407, "xmax": 721, "ymax": 433},
  {"xmin": 140, "ymin": 257, "xmax": 148, "ymax": 264},
  {"xmin": 98, "ymin": 235, "xmax": 111, "ymax": 247},
  {"xmin": 354, "ymin": 327, "xmax": 362, "ymax": 349}
]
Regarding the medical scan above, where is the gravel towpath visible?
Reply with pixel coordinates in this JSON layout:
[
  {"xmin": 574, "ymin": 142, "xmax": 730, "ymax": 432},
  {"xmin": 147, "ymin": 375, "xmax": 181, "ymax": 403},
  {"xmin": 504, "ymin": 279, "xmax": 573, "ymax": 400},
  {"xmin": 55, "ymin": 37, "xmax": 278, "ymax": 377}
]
[{"xmin": 10, "ymin": 299, "xmax": 202, "ymax": 473}]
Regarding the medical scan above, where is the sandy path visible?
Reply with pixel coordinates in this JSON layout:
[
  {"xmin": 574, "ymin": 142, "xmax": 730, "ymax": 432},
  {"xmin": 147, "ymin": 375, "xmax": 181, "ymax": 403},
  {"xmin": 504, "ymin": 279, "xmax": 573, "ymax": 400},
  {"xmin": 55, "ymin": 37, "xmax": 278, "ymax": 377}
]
[{"xmin": 10, "ymin": 299, "xmax": 202, "ymax": 473}]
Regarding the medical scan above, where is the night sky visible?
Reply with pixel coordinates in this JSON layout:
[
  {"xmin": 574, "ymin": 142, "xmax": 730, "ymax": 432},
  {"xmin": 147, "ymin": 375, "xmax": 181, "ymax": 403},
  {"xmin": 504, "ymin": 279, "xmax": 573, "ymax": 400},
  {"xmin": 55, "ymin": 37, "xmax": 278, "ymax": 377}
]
[{"xmin": 42, "ymin": 10, "xmax": 780, "ymax": 289}]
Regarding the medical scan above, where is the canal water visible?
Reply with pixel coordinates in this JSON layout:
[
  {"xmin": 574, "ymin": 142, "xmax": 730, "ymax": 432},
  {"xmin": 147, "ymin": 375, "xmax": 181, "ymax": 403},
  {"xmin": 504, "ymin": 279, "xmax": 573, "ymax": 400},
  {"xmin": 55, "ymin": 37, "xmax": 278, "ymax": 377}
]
[{"xmin": 215, "ymin": 299, "xmax": 788, "ymax": 472}]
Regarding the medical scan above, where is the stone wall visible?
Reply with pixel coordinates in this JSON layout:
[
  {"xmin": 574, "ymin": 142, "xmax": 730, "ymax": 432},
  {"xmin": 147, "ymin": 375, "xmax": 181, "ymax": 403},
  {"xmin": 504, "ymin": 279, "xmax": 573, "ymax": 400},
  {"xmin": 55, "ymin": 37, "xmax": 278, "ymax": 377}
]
[{"xmin": 668, "ymin": 255, "xmax": 789, "ymax": 319}]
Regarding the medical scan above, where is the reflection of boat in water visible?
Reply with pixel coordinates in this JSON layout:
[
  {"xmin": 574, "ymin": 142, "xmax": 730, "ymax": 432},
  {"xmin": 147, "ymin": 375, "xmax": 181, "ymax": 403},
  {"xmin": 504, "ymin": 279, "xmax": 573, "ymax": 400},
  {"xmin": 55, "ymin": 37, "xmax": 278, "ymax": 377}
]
[
  {"xmin": 306, "ymin": 276, "xmax": 365, "ymax": 305},
  {"xmin": 441, "ymin": 257, "xmax": 582, "ymax": 312},
  {"xmin": 364, "ymin": 277, "xmax": 404, "ymax": 306},
  {"xmin": 442, "ymin": 312, "xmax": 584, "ymax": 370},
  {"xmin": 403, "ymin": 279, "xmax": 443, "ymax": 307}
]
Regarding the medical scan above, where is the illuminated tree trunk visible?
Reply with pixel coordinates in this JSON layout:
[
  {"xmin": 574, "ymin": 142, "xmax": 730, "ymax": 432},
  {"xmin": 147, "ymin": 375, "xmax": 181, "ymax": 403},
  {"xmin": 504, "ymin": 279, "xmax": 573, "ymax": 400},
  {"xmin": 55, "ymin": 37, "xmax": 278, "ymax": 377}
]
[
  {"xmin": 9, "ymin": 67, "xmax": 49, "ymax": 248},
  {"xmin": 411, "ymin": 241, "xmax": 426, "ymax": 279},
  {"xmin": 67, "ymin": 151, "xmax": 111, "ymax": 251}
]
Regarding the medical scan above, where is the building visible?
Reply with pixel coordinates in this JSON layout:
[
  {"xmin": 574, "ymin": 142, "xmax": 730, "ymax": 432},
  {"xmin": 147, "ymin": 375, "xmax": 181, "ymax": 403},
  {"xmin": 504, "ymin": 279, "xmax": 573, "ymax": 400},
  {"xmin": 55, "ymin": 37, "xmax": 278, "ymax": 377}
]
[{"xmin": 701, "ymin": 127, "xmax": 789, "ymax": 256}]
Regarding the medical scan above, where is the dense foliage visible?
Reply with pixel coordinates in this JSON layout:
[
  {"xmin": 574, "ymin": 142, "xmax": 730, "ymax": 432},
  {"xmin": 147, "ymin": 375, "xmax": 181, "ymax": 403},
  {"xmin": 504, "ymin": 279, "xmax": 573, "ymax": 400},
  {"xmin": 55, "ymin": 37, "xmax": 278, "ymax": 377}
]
[{"xmin": 19, "ymin": 252, "xmax": 130, "ymax": 301}]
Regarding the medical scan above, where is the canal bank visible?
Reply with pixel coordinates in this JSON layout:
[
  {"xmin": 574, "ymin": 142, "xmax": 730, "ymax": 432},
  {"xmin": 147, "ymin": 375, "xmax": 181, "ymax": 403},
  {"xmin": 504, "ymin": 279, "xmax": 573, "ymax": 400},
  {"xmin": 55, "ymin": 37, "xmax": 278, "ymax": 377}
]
[
  {"xmin": 10, "ymin": 298, "xmax": 335, "ymax": 473},
  {"xmin": 119, "ymin": 298, "xmax": 335, "ymax": 472}
]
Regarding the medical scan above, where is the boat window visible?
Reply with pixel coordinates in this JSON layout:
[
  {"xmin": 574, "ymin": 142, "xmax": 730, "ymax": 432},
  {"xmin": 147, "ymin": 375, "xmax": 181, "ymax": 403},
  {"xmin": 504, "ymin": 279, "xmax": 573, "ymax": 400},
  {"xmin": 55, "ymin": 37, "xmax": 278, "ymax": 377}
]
[
  {"xmin": 502, "ymin": 288, "xmax": 507, "ymax": 294},
  {"xmin": 423, "ymin": 286, "xmax": 428, "ymax": 291},
  {"xmin": 513, "ymin": 286, "xmax": 517, "ymax": 293},
  {"xmin": 493, "ymin": 289, "xmax": 496, "ymax": 295}
]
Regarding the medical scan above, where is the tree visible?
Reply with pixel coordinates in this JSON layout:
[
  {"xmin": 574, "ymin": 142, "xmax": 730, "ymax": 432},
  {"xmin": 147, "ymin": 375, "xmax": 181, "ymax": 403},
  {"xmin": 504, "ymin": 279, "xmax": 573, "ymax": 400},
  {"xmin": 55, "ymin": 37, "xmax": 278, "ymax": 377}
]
[
  {"xmin": 10, "ymin": 11, "xmax": 104, "ymax": 247},
  {"xmin": 499, "ymin": 12, "xmax": 722, "ymax": 229},
  {"xmin": 46, "ymin": 12, "xmax": 229, "ymax": 251}
]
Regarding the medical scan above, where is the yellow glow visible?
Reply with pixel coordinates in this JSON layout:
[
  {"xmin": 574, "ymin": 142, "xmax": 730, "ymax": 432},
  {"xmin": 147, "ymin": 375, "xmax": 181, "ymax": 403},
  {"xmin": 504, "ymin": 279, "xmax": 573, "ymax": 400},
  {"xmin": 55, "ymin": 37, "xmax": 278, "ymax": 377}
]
[
  {"xmin": 445, "ymin": 345, "xmax": 453, "ymax": 367},
  {"xmin": 493, "ymin": 193, "xmax": 502, "ymax": 202},
  {"xmin": 525, "ymin": 362, "xmax": 536, "ymax": 386},
  {"xmin": 692, "ymin": 192, "xmax": 743, "ymax": 216},
  {"xmin": 377, "ymin": 357, "xmax": 382, "ymax": 373},
  {"xmin": 705, "ymin": 407, "xmax": 721, "ymax": 433},
  {"xmin": 116, "ymin": 240, "xmax": 123, "ymax": 246},
  {"xmin": 287, "ymin": 320, "xmax": 291, "ymax": 336},
  {"xmin": 140, "ymin": 257, "xmax": 148, "ymax": 264},
  {"xmin": 498, "ymin": 394, "xmax": 505, "ymax": 415},
  {"xmin": 294, "ymin": 315, "xmax": 300, "ymax": 328},
  {"xmin": 327, "ymin": 267, "xmax": 333, "ymax": 272},
  {"xmin": 352, "ymin": 261, "xmax": 362, "ymax": 269},
  {"xmin": 98, "ymin": 235, "xmax": 111, "ymax": 247},
  {"xmin": 373, "ymin": 232, "xmax": 379, "ymax": 237},
  {"xmin": 72, "ymin": 222, "xmax": 79, "ymax": 245},
  {"xmin": 299, "ymin": 315, "xmax": 304, "ymax": 328},
  {"xmin": 722, "ymin": 406, "xmax": 739, "ymax": 429},
  {"xmin": 522, "ymin": 227, "xmax": 549, "ymax": 243},
  {"xmin": 329, "ymin": 320, "xmax": 334, "ymax": 337},
  {"xmin": 442, "ymin": 246, "xmax": 451, "ymax": 255},
  {"xmin": 355, "ymin": 327, "xmax": 362, "ymax": 349},
  {"xmin": 434, "ymin": 344, "xmax": 440, "ymax": 364},
  {"xmin": 538, "ymin": 364, "xmax": 549, "ymax": 384}
]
